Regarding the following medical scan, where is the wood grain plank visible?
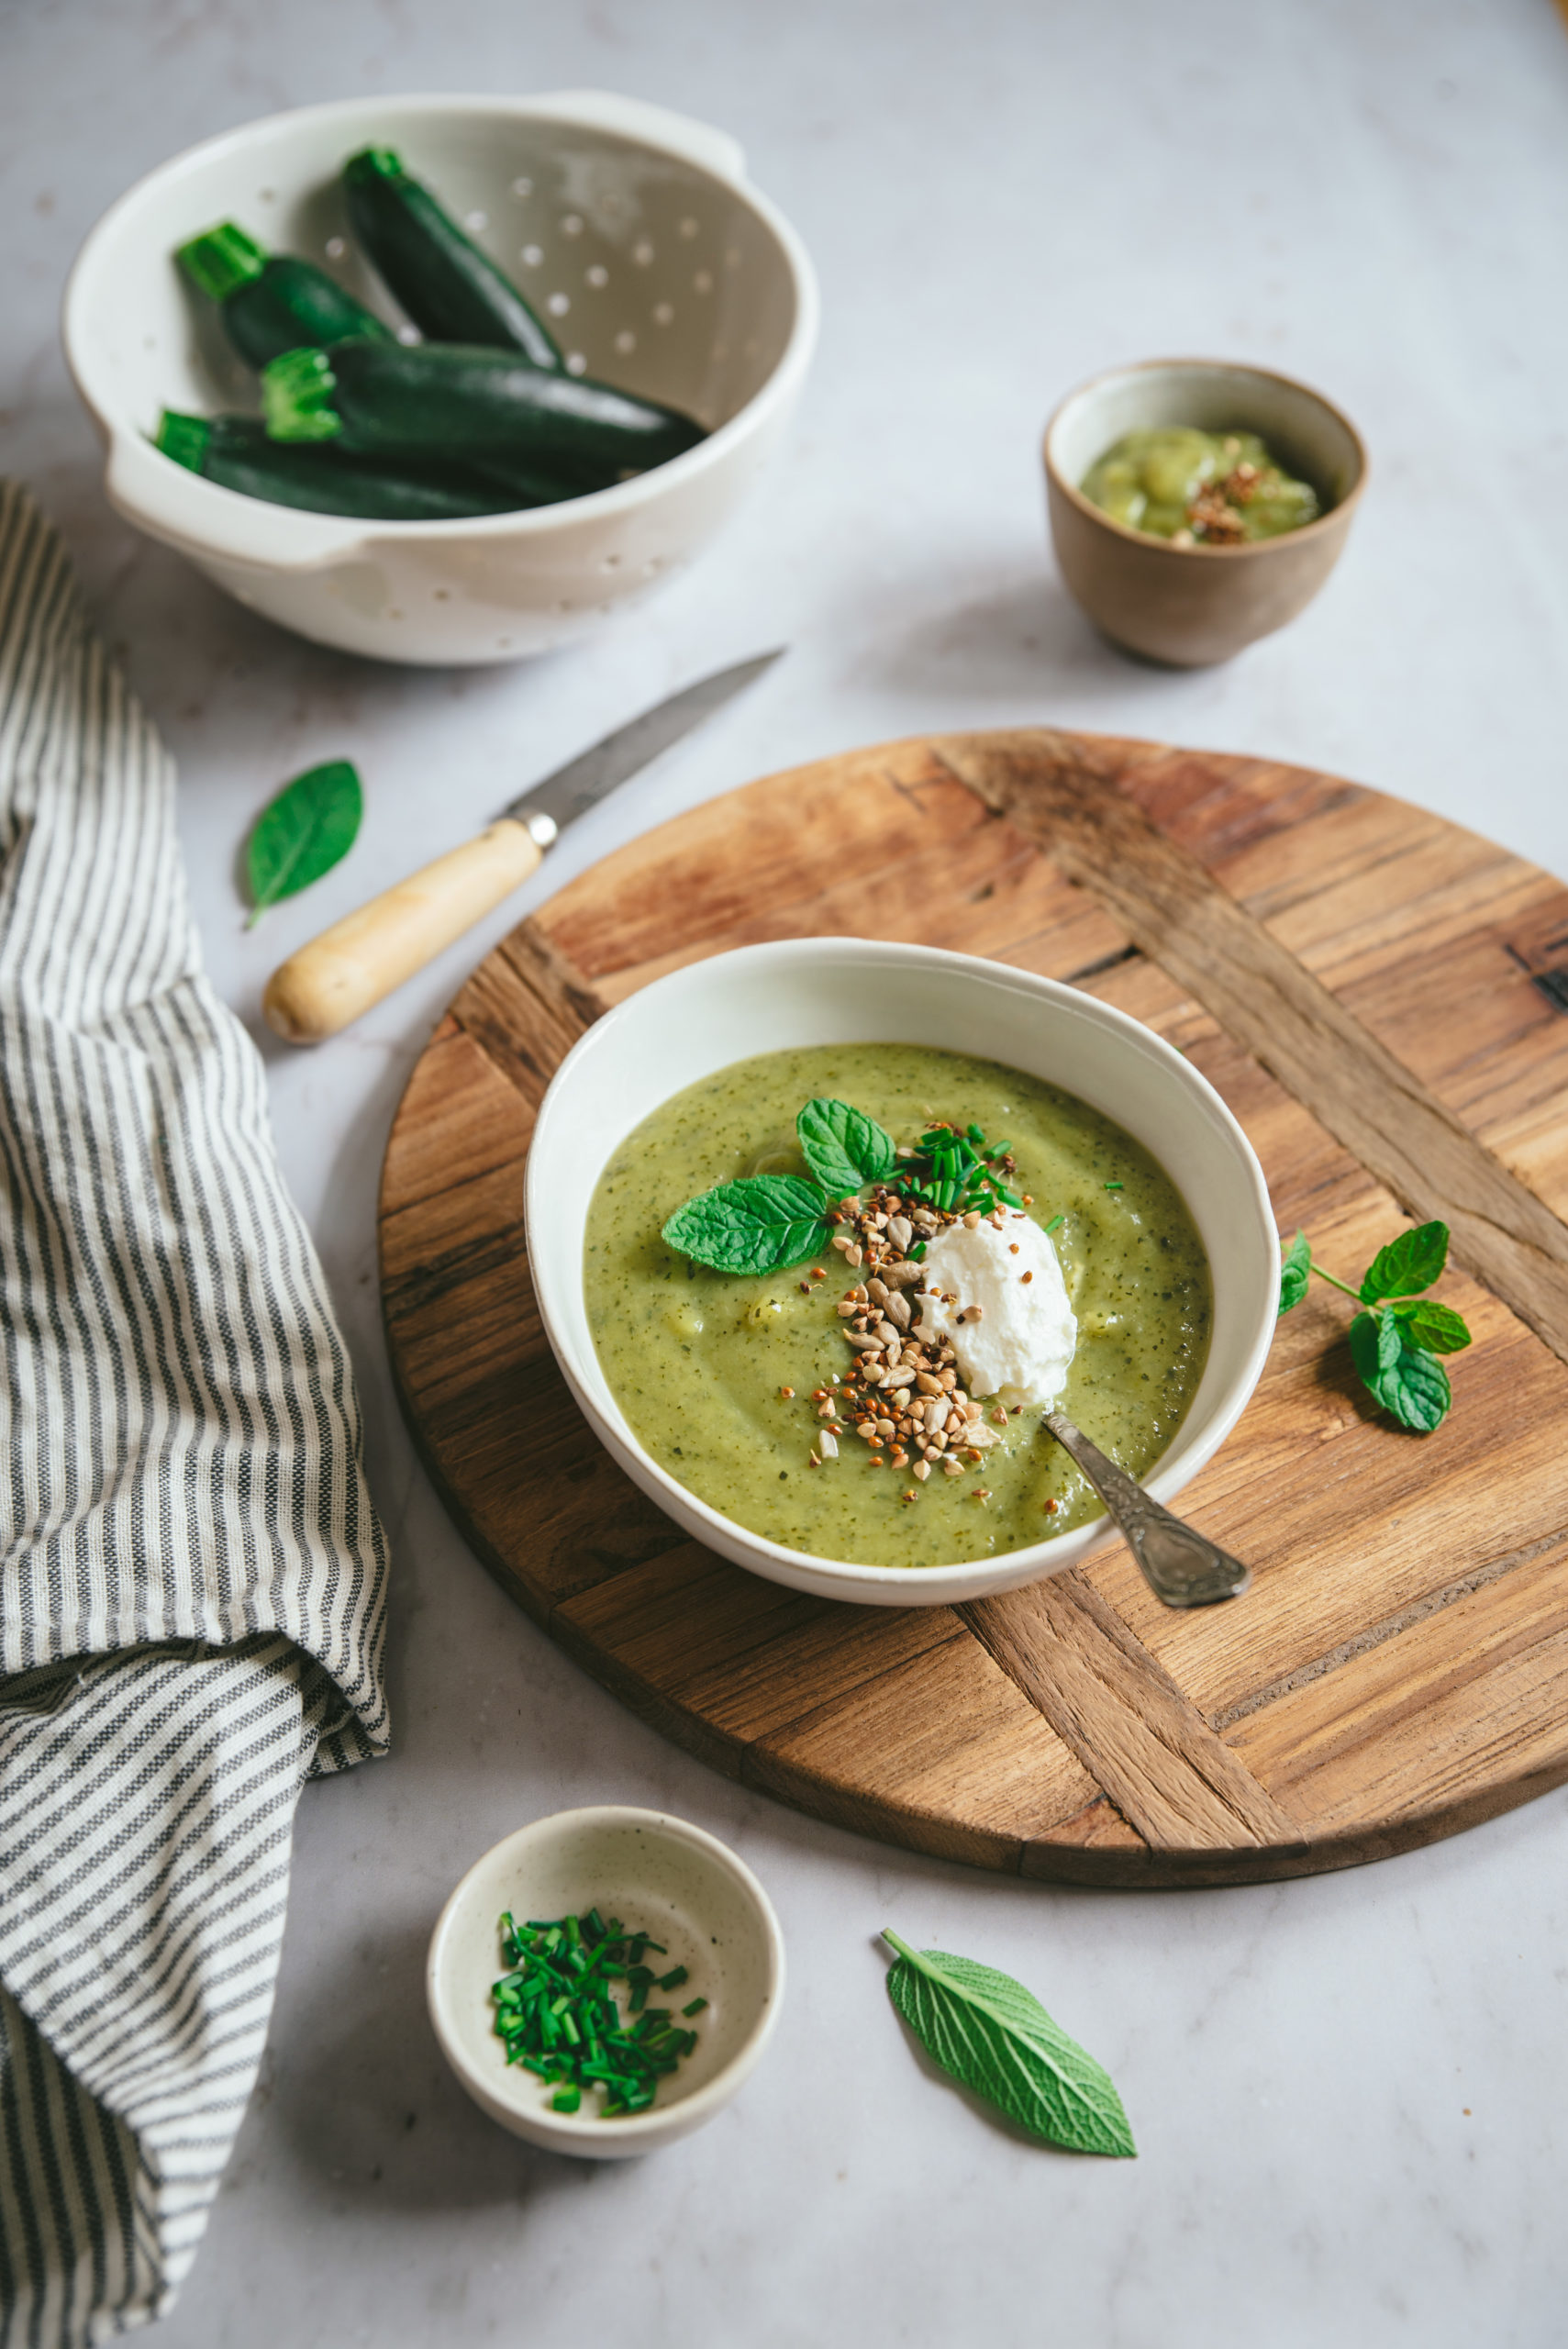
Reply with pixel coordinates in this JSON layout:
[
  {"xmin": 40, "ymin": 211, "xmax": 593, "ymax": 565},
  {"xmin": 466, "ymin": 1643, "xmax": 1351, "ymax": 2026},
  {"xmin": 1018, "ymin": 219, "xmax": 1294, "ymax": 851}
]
[
  {"xmin": 451, "ymin": 921, "xmax": 606, "ymax": 1107},
  {"xmin": 962, "ymin": 1577, "xmax": 1302, "ymax": 1853},
  {"xmin": 379, "ymin": 1025, "xmax": 528, "ymax": 1221},
  {"xmin": 747, "ymin": 1633, "xmax": 1112, "ymax": 1871},
  {"xmin": 1228, "ymin": 1539, "xmax": 1568, "ymax": 1841}
]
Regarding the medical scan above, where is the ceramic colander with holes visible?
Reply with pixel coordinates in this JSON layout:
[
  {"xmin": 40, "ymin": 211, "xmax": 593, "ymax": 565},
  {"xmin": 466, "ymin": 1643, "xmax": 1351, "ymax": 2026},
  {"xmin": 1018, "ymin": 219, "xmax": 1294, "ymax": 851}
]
[{"xmin": 63, "ymin": 92, "xmax": 817, "ymax": 665}]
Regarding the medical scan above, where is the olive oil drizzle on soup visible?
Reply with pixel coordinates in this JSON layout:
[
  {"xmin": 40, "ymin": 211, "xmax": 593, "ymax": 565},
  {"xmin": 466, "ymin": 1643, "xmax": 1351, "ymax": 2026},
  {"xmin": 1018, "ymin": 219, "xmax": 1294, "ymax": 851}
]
[{"xmin": 584, "ymin": 1044, "xmax": 1212, "ymax": 1568}]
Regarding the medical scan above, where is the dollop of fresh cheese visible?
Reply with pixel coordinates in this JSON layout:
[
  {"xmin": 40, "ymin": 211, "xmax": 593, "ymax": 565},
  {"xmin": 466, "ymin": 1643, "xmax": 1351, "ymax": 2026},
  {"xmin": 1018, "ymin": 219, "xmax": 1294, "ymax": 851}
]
[{"xmin": 917, "ymin": 1216, "xmax": 1076, "ymax": 1407}]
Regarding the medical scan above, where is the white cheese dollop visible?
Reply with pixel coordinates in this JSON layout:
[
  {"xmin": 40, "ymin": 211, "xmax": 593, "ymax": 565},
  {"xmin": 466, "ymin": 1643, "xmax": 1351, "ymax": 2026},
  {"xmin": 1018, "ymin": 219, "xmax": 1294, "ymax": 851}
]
[{"xmin": 917, "ymin": 1216, "xmax": 1076, "ymax": 1408}]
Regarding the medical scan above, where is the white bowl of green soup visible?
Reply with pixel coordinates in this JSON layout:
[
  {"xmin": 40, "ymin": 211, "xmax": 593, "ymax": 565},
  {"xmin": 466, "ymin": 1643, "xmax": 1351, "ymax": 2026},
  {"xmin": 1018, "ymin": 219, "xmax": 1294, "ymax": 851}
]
[{"xmin": 527, "ymin": 940, "xmax": 1277, "ymax": 1606}]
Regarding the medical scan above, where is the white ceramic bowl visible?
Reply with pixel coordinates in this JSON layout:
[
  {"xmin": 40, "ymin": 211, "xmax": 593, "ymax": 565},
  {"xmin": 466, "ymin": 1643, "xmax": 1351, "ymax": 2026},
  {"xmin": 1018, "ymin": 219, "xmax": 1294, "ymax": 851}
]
[
  {"xmin": 63, "ymin": 91, "xmax": 817, "ymax": 664},
  {"xmin": 526, "ymin": 938, "xmax": 1278, "ymax": 1607},
  {"xmin": 427, "ymin": 1807, "xmax": 784, "ymax": 2158}
]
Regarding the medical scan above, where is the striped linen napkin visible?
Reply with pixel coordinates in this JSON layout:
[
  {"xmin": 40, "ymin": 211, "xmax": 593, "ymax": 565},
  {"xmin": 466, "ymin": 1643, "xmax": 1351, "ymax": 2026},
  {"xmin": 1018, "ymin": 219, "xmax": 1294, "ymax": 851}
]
[{"xmin": 0, "ymin": 483, "xmax": 390, "ymax": 2343}]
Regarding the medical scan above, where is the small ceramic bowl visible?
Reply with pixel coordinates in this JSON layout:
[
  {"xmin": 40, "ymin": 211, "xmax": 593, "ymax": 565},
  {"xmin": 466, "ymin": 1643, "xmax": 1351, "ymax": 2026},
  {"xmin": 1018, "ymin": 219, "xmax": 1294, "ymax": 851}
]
[
  {"xmin": 427, "ymin": 1807, "xmax": 784, "ymax": 2158},
  {"xmin": 63, "ymin": 91, "xmax": 817, "ymax": 665},
  {"xmin": 524, "ymin": 937, "xmax": 1278, "ymax": 1608},
  {"xmin": 1043, "ymin": 358, "xmax": 1367, "ymax": 666}
]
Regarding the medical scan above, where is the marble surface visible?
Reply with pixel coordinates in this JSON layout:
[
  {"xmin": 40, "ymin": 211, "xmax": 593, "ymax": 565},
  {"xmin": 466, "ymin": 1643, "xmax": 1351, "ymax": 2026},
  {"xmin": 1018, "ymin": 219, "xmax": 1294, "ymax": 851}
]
[{"xmin": 6, "ymin": 2, "xmax": 1568, "ymax": 2342}]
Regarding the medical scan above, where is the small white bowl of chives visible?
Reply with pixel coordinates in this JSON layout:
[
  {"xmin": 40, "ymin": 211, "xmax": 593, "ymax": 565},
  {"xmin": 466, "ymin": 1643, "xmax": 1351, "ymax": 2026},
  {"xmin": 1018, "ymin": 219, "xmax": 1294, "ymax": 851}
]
[{"xmin": 427, "ymin": 1807, "xmax": 784, "ymax": 2157}]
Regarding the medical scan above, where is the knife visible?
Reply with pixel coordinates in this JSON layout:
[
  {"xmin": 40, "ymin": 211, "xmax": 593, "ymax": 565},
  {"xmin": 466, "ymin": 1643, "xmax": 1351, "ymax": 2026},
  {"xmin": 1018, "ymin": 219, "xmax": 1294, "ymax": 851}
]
[{"xmin": 262, "ymin": 650, "xmax": 784, "ymax": 1044}]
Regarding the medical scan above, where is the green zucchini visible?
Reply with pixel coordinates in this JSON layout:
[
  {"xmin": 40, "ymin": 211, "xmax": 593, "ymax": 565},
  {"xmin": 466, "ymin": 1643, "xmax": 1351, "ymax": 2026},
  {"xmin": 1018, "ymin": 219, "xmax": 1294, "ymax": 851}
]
[
  {"xmin": 343, "ymin": 146, "xmax": 562, "ymax": 370},
  {"xmin": 176, "ymin": 221, "xmax": 392, "ymax": 370},
  {"xmin": 261, "ymin": 338, "xmax": 706, "ymax": 488},
  {"xmin": 153, "ymin": 410, "xmax": 570, "ymax": 519}
]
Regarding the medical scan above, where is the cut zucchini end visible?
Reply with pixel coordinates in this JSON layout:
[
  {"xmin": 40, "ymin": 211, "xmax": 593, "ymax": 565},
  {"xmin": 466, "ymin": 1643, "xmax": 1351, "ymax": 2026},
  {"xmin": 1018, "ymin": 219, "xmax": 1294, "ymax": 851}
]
[
  {"xmin": 261, "ymin": 346, "xmax": 343, "ymax": 443},
  {"xmin": 176, "ymin": 221, "xmax": 266, "ymax": 302},
  {"xmin": 154, "ymin": 411, "xmax": 212, "ymax": 472},
  {"xmin": 344, "ymin": 145, "xmax": 406, "ymax": 187}
]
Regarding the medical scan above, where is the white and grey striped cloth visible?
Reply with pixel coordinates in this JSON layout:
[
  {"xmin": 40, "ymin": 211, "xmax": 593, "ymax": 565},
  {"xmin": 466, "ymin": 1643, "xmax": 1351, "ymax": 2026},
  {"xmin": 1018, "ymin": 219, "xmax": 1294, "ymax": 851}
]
[{"xmin": 0, "ymin": 483, "xmax": 390, "ymax": 2343}]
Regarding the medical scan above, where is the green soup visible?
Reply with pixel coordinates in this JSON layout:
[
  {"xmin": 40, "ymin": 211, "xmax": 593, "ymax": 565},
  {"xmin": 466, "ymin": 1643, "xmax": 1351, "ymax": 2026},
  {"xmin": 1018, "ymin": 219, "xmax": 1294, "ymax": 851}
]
[
  {"xmin": 1081, "ymin": 428, "xmax": 1319, "ymax": 543},
  {"xmin": 584, "ymin": 1044, "xmax": 1211, "ymax": 1568}
]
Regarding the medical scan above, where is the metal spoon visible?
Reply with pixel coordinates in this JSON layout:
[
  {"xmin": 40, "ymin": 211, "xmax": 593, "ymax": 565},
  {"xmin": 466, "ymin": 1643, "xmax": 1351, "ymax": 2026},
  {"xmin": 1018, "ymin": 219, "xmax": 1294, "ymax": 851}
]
[{"xmin": 1041, "ymin": 1408, "xmax": 1251, "ymax": 1609}]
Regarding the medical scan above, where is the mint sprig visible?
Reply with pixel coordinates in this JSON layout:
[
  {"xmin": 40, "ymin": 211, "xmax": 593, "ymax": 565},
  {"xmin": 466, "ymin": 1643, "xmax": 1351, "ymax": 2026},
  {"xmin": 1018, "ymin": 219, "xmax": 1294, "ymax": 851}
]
[
  {"xmin": 882, "ymin": 1932, "xmax": 1135, "ymax": 2157},
  {"xmin": 1277, "ymin": 1219, "xmax": 1471, "ymax": 1433},
  {"xmin": 662, "ymin": 1174, "xmax": 830, "ymax": 1275},
  {"xmin": 795, "ymin": 1097, "xmax": 895, "ymax": 1197}
]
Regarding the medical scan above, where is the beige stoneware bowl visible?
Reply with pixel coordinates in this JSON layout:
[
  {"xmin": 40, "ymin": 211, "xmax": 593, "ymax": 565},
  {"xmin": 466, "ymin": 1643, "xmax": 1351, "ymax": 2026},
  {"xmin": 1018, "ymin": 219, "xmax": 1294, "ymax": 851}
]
[
  {"xmin": 1043, "ymin": 358, "xmax": 1367, "ymax": 666},
  {"xmin": 63, "ymin": 91, "xmax": 817, "ymax": 664},
  {"xmin": 427, "ymin": 1807, "xmax": 784, "ymax": 2158},
  {"xmin": 525, "ymin": 937, "xmax": 1279, "ymax": 1608}
]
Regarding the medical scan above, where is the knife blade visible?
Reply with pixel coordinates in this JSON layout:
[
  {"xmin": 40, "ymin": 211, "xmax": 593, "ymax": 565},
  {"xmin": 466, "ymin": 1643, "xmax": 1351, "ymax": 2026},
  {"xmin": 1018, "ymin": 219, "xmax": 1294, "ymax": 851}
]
[
  {"xmin": 503, "ymin": 648, "xmax": 786, "ymax": 845},
  {"xmin": 262, "ymin": 648, "xmax": 785, "ymax": 1045}
]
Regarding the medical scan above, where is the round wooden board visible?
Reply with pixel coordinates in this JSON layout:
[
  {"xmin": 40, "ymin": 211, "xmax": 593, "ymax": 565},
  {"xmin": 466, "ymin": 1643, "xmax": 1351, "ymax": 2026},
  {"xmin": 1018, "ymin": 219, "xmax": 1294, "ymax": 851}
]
[{"xmin": 379, "ymin": 729, "xmax": 1568, "ymax": 1886}]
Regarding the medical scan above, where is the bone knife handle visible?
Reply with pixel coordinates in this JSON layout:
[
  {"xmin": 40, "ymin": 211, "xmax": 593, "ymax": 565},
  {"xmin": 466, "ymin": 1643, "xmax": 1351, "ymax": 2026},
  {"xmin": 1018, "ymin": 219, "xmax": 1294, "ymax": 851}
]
[{"xmin": 262, "ymin": 819, "xmax": 544, "ymax": 1044}]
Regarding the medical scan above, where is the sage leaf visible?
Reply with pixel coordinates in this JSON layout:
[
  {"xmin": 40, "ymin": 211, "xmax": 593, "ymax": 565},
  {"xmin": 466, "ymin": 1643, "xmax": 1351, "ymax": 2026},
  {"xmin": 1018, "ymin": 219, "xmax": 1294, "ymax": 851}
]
[
  {"xmin": 662, "ymin": 1174, "xmax": 830, "ymax": 1275},
  {"xmin": 245, "ymin": 758, "xmax": 362, "ymax": 927},
  {"xmin": 1350, "ymin": 1308, "xmax": 1451, "ymax": 1432},
  {"xmin": 1277, "ymin": 1229, "xmax": 1311, "ymax": 1315},
  {"xmin": 1360, "ymin": 1219, "xmax": 1449, "ymax": 1305},
  {"xmin": 795, "ymin": 1097, "xmax": 896, "ymax": 1198},
  {"xmin": 882, "ymin": 1932, "xmax": 1135, "ymax": 2158},
  {"xmin": 1389, "ymin": 1297, "xmax": 1472, "ymax": 1355}
]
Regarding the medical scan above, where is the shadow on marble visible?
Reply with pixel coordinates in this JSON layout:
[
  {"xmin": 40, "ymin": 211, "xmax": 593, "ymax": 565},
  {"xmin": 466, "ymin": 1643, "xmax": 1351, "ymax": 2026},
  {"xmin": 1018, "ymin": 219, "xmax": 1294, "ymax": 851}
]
[
  {"xmin": 862, "ymin": 568, "xmax": 1233, "ymax": 713},
  {"xmin": 270, "ymin": 1914, "xmax": 604, "ymax": 2212}
]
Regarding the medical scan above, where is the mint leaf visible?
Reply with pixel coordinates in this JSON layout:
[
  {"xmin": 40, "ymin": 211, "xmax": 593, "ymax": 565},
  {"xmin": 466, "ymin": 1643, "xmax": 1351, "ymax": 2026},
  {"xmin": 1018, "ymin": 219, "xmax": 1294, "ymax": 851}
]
[
  {"xmin": 1277, "ymin": 1229, "xmax": 1311, "ymax": 1316},
  {"xmin": 795, "ymin": 1098, "xmax": 895, "ymax": 1198},
  {"xmin": 882, "ymin": 1932, "xmax": 1135, "ymax": 2157},
  {"xmin": 1389, "ymin": 1297, "xmax": 1472, "ymax": 1356},
  {"xmin": 662, "ymin": 1174, "xmax": 830, "ymax": 1275},
  {"xmin": 246, "ymin": 758, "xmax": 361, "ymax": 927},
  {"xmin": 1360, "ymin": 1219, "xmax": 1449, "ymax": 1304},
  {"xmin": 1350, "ymin": 1308, "xmax": 1451, "ymax": 1431}
]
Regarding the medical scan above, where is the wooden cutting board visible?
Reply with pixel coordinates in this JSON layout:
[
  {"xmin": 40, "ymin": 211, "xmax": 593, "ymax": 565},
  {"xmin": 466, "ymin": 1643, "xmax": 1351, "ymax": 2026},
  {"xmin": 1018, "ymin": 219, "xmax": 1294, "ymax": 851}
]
[{"xmin": 378, "ymin": 729, "xmax": 1568, "ymax": 1887}]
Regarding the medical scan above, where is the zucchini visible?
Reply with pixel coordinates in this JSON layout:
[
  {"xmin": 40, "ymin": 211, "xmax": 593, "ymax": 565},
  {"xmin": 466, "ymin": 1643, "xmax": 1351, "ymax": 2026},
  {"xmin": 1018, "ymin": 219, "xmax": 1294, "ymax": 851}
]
[
  {"xmin": 153, "ymin": 410, "xmax": 571, "ymax": 519},
  {"xmin": 261, "ymin": 338, "xmax": 706, "ymax": 487},
  {"xmin": 176, "ymin": 221, "xmax": 391, "ymax": 370},
  {"xmin": 344, "ymin": 147, "xmax": 562, "ymax": 369}
]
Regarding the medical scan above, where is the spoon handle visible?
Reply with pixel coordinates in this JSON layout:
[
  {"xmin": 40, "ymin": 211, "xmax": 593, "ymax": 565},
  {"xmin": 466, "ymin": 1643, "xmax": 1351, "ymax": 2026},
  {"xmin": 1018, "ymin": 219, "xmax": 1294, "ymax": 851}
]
[{"xmin": 1041, "ymin": 1409, "xmax": 1251, "ymax": 1609}]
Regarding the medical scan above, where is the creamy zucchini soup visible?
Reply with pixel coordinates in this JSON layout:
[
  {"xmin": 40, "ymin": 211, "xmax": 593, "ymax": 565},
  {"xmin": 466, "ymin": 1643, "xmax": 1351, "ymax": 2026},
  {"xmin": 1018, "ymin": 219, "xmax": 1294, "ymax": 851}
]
[{"xmin": 584, "ymin": 1044, "xmax": 1211, "ymax": 1568}]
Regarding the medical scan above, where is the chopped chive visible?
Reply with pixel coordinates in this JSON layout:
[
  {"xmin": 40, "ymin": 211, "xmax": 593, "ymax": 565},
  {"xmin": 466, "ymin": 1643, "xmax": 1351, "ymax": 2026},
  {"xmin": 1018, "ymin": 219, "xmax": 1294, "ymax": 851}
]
[
  {"xmin": 1104, "ymin": 1181, "xmax": 1123, "ymax": 1190},
  {"xmin": 492, "ymin": 1910, "xmax": 701, "ymax": 2120},
  {"xmin": 1043, "ymin": 1213, "xmax": 1064, "ymax": 1234}
]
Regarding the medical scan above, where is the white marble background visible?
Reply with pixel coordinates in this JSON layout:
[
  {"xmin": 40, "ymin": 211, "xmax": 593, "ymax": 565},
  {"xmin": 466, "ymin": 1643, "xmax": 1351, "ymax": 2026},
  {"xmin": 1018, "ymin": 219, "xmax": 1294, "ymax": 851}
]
[{"xmin": 6, "ymin": 1, "xmax": 1568, "ymax": 2342}]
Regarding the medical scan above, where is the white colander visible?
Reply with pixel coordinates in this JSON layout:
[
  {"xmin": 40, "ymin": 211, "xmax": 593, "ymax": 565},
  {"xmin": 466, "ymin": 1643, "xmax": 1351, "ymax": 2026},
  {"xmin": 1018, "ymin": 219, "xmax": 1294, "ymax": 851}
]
[{"xmin": 63, "ymin": 92, "xmax": 817, "ymax": 664}]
